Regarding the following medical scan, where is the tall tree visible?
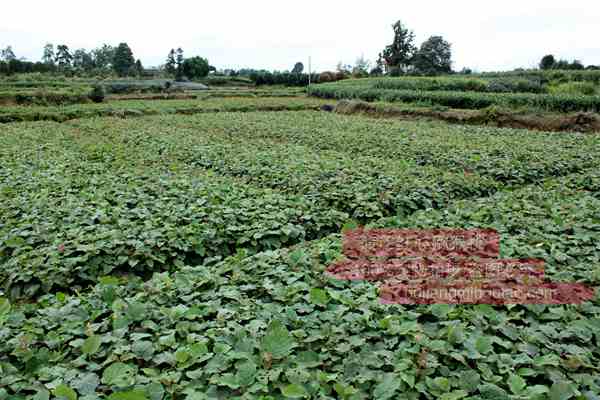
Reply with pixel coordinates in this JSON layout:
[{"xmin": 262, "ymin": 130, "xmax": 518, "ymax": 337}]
[
  {"xmin": 113, "ymin": 42, "xmax": 135, "ymax": 77},
  {"xmin": 42, "ymin": 44, "xmax": 55, "ymax": 65},
  {"xmin": 165, "ymin": 49, "xmax": 176, "ymax": 76},
  {"xmin": 412, "ymin": 36, "xmax": 452, "ymax": 75},
  {"xmin": 135, "ymin": 59, "xmax": 144, "ymax": 76},
  {"xmin": 380, "ymin": 20, "xmax": 416, "ymax": 74},
  {"xmin": 55, "ymin": 45, "xmax": 73, "ymax": 71},
  {"xmin": 1, "ymin": 46, "xmax": 16, "ymax": 61},
  {"xmin": 175, "ymin": 48, "xmax": 184, "ymax": 80},
  {"xmin": 72, "ymin": 49, "xmax": 94, "ymax": 73},
  {"xmin": 91, "ymin": 44, "xmax": 115, "ymax": 71},
  {"xmin": 183, "ymin": 56, "xmax": 209, "ymax": 79},
  {"xmin": 291, "ymin": 62, "xmax": 304, "ymax": 74},
  {"xmin": 539, "ymin": 54, "xmax": 556, "ymax": 70}
]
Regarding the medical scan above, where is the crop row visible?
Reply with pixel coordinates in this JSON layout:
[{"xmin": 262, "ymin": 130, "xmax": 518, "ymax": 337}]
[
  {"xmin": 159, "ymin": 111, "xmax": 600, "ymax": 185},
  {"xmin": 4, "ymin": 110, "xmax": 599, "ymax": 300},
  {"xmin": 64, "ymin": 114, "xmax": 501, "ymax": 221},
  {"xmin": 335, "ymin": 76, "xmax": 546, "ymax": 94},
  {"xmin": 477, "ymin": 69, "xmax": 600, "ymax": 84},
  {"xmin": 0, "ymin": 126, "xmax": 347, "ymax": 299},
  {"xmin": 1, "ymin": 169, "xmax": 599, "ymax": 398},
  {"xmin": 0, "ymin": 89, "xmax": 92, "ymax": 106},
  {"xmin": 308, "ymin": 84, "xmax": 600, "ymax": 112},
  {"xmin": 0, "ymin": 112, "xmax": 506, "ymax": 298},
  {"xmin": 0, "ymin": 97, "xmax": 327, "ymax": 123}
]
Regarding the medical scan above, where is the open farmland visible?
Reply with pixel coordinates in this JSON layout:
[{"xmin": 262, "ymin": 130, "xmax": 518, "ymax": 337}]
[
  {"xmin": 1, "ymin": 84, "xmax": 600, "ymax": 400},
  {"xmin": 0, "ymin": 97, "xmax": 327, "ymax": 123}
]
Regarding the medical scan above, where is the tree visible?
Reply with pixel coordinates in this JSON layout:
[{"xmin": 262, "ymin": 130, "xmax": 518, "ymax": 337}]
[
  {"xmin": 175, "ymin": 48, "xmax": 184, "ymax": 80},
  {"xmin": 352, "ymin": 55, "xmax": 371, "ymax": 77},
  {"xmin": 1, "ymin": 46, "xmax": 16, "ymax": 61},
  {"xmin": 55, "ymin": 45, "xmax": 73, "ymax": 71},
  {"xmin": 183, "ymin": 56, "xmax": 210, "ymax": 79},
  {"xmin": 291, "ymin": 62, "xmax": 304, "ymax": 74},
  {"xmin": 380, "ymin": 20, "xmax": 417, "ymax": 74},
  {"xmin": 91, "ymin": 44, "xmax": 115, "ymax": 71},
  {"xmin": 165, "ymin": 49, "xmax": 176, "ymax": 76},
  {"xmin": 539, "ymin": 54, "xmax": 556, "ymax": 70},
  {"xmin": 42, "ymin": 44, "xmax": 55, "ymax": 66},
  {"xmin": 135, "ymin": 59, "xmax": 144, "ymax": 76},
  {"xmin": 113, "ymin": 43, "xmax": 135, "ymax": 77},
  {"xmin": 73, "ymin": 49, "xmax": 94, "ymax": 73},
  {"xmin": 570, "ymin": 60, "xmax": 584, "ymax": 70},
  {"xmin": 412, "ymin": 36, "xmax": 452, "ymax": 75},
  {"xmin": 554, "ymin": 59, "xmax": 570, "ymax": 70}
]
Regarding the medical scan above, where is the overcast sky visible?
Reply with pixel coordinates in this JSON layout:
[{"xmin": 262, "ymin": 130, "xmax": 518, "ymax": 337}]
[{"xmin": 1, "ymin": 0, "xmax": 598, "ymax": 72}]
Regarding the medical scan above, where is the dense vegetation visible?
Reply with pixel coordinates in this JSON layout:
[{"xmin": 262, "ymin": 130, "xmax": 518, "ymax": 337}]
[
  {"xmin": 0, "ymin": 97, "xmax": 326, "ymax": 123},
  {"xmin": 2, "ymin": 58, "xmax": 600, "ymax": 399},
  {"xmin": 1, "ymin": 107, "xmax": 600, "ymax": 398},
  {"xmin": 308, "ymin": 79, "xmax": 600, "ymax": 112}
]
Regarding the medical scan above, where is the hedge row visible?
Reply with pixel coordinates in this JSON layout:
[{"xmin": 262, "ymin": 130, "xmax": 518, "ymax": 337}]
[
  {"xmin": 369, "ymin": 77, "xmax": 546, "ymax": 94},
  {"xmin": 308, "ymin": 85, "xmax": 600, "ymax": 112}
]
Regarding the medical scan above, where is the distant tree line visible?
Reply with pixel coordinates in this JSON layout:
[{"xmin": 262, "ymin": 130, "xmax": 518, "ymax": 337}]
[
  {"xmin": 2, "ymin": 34, "xmax": 599, "ymax": 83},
  {"xmin": 539, "ymin": 54, "xmax": 598, "ymax": 71},
  {"xmin": 0, "ymin": 43, "xmax": 144, "ymax": 77},
  {"xmin": 0, "ymin": 44, "xmax": 215, "ymax": 80}
]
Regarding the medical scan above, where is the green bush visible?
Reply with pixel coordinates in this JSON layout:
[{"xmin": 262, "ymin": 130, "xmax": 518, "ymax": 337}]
[
  {"xmin": 550, "ymin": 82, "xmax": 597, "ymax": 96},
  {"xmin": 88, "ymin": 85, "xmax": 105, "ymax": 103}
]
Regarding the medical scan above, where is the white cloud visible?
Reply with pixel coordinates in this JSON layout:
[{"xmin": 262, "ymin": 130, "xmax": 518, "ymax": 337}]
[{"xmin": 1, "ymin": 0, "xmax": 597, "ymax": 71}]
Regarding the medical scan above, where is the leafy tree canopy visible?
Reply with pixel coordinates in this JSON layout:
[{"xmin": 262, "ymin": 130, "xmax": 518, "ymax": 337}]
[
  {"xmin": 113, "ymin": 42, "xmax": 135, "ymax": 77},
  {"xmin": 413, "ymin": 36, "xmax": 453, "ymax": 75},
  {"xmin": 379, "ymin": 20, "xmax": 416, "ymax": 73},
  {"xmin": 183, "ymin": 56, "xmax": 210, "ymax": 79}
]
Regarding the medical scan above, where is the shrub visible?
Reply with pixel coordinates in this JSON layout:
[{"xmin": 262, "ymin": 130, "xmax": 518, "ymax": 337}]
[
  {"xmin": 88, "ymin": 85, "xmax": 105, "ymax": 103},
  {"xmin": 319, "ymin": 71, "xmax": 336, "ymax": 83},
  {"xmin": 550, "ymin": 82, "xmax": 597, "ymax": 96}
]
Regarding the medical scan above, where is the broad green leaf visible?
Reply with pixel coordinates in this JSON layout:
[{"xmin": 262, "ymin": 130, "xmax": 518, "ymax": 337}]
[
  {"xmin": 440, "ymin": 390, "xmax": 468, "ymax": 400},
  {"xmin": 373, "ymin": 373, "xmax": 401, "ymax": 399},
  {"xmin": 261, "ymin": 320, "xmax": 296, "ymax": 359},
  {"xmin": 236, "ymin": 360, "xmax": 257, "ymax": 387},
  {"xmin": 508, "ymin": 374, "xmax": 526, "ymax": 395},
  {"xmin": 281, "ymin": 384, "xmax": 308, "ymax": 398},
  {"xmin": 81, "ymin": 335, "xmax": 102, "ymax": 355},
  {"xmin": 32, "ymin": 389, "xmax": 50, "ymax": 400},
  {"xmin": 549, "ymin": 382, "xmax": 577, "ymax": 400},
  {"xmin": 107, "ymin": 390, "xmax": 148, "ymax": 400},
  {"xmin": 474, "ymin": 335, "xmax": 493, "ymax": 354},
  {"xmin": 145, "ymin": 383, "xmax": 164, "ymax": 400},
  {"xmin": 101, "ymin": 362, "xmax": 137, "ymax": 387},
  {"xmin": 53, "ymin": 384, "xmax": 78, "ymax": 400},
  {"xmin": 309, "ymin": 288, "xmax": 329, "ymax": 306}
]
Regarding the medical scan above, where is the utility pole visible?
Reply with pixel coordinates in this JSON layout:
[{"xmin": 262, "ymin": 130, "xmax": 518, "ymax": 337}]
[{"xmin": 308, "ymin": 56, "xmax": 311, "ymax": 88}]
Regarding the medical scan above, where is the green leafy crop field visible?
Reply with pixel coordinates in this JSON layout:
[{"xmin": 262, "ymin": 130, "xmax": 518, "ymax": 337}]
[
  {"xmin": 1, "ymin": 107, "xmax": 600, "ymax": 399},
  {"xmin": 0, "ymin": 97, "xmax": 328, "ymax": 123},
  {"xmin": 308, "ymin": 80, "xmax": 600, "ymax": 112}
]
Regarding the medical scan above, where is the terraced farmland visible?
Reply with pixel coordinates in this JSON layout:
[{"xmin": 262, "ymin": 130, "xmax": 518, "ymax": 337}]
[{"xmin": 1, "ymin": 92, "xmax": 600, "ymax": 399}]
